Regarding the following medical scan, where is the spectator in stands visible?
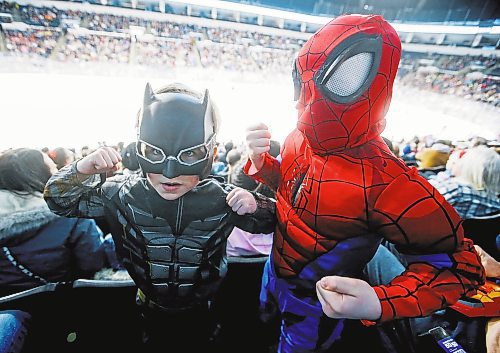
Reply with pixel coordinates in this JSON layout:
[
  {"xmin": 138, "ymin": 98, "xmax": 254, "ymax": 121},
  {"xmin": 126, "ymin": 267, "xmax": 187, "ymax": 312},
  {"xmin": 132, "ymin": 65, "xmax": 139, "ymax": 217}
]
[
  {"xmin": 430, "ymin": 148, "xmax": 467, "ymax": 184},
  {"xmin": 429, "ymin": 145, "xmax": 500, "ymax": 219},
  {"xmin": 381, "ymin": 136, "xmax": 399, "ymax": 156},
  {"xmin": 0, "ymin": 148, "xmax": 113, "ymax": 353},
  {"xmin": 44, "ymin": 82, "xmax": 275, "ymax": 352},
  {"xmin": 0, "ymin": 148, "xmax": 110, "ymax": 296},
  {"xmin": 48, "ymin": 147, "xmax": 75, "ymax": 170},
  {"xmin": 416, "ymin": 141, "xmax": 451, "ymax": 169},
  {"xmin": 225, "ymin": 148, "xmax": 241, "ymax": 184},
  {"xmin": 120, "ymin": 141, "xmax": 140, "ymax": 174},
  {"xmin": 400, "ymin": 137, "xmax": 418, "ymax": 165},
  {"xmin": 80, "ymin": 146, "xmax": 91, "ymax": 158},
  {"xmin": 470, "ymin": 136, "xmax": 489, "ymax": 147},
  {"xmin": 211, "ymin": 151, "xmax": 227, "ymax": 177},
  {"xmin": 223, "ymin": 141, "xmax": 234, "ymax": 159}
]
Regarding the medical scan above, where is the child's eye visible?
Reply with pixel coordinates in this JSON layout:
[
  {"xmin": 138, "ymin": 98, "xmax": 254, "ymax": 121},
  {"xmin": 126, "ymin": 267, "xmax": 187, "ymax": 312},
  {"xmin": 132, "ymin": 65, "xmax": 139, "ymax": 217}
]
[
  {"xmin": 141, "ymin": 145, "xmax": 164, "ymax": 162},
  {"xmin": 180, "ymin": 146, "xmax": 207, "ymax": 164}
]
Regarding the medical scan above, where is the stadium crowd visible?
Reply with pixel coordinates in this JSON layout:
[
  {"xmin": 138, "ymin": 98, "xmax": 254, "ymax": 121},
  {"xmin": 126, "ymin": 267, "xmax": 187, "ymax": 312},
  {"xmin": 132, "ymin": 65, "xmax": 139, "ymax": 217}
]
[{"xmin": 1, "ymin": 1, "xmax": 497, "ymax": 106}]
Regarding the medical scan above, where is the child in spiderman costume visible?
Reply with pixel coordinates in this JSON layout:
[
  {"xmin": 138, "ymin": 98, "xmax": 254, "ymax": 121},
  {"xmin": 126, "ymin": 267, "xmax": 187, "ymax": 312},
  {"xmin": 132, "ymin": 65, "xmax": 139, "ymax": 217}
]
[{"xmin": 245, "ymin": 14, "xmax": 485, "ymax": 353}]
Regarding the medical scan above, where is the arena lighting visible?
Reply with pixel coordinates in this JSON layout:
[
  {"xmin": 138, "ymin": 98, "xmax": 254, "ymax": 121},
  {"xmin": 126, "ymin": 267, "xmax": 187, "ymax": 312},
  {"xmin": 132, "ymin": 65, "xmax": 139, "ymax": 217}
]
[
  {"xmin": 12, "ymin": 0, "xmax": 500, "ymax": 35},
  {"xmin": 165, "ymin": 0, "xmax": 327, "ymax": 24},
  {"xmin": 393, "ymin": 23, "xmax": 499, "ymax": 35},
  {"xmin": 161, "ymin": 0, "xmax": 499, "ymax": 35}
]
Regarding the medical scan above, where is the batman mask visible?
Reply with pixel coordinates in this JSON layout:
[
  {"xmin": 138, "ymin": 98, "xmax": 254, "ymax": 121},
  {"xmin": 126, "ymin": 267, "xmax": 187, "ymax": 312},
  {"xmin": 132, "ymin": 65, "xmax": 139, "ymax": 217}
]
[{"xmin": 136, "ymin": 83, "xmax": 216, "ymax": 180}]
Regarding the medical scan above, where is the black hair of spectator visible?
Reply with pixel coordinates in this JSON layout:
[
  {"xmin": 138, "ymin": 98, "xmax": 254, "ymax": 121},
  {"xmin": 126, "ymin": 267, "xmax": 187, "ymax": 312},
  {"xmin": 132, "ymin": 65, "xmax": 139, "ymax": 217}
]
[
  {"xmin": 224, "ymin": 141, "xmax": 234, "ymax": 152},
  {"xmin": 121, "ymin": 142, "xmax": 140, "ymax": 171},
  {"xmin": 0, "ymin": 148, "xmax": 52, "ymax": 195},
  {"xmin": 382, "ymin": 136, "xmax": 394, "ymax": 152},
  {"xmin": 41, "ymin": 147, "xmax": 49, "ymax": 153},
  {"xmin": 80, "ymin": 146, "xmax": 90, "ymax": 157}
]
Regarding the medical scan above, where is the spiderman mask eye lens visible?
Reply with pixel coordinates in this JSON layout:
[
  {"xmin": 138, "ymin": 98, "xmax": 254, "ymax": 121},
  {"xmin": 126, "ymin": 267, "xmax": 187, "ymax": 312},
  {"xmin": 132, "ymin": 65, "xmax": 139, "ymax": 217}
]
[
  {"xmin": 323, "ymin": 52, "xmax": 374, "ymax": 97},
  {"xmin": 314, "ymin": 34, "xmax": 383, "ymax": 104}
]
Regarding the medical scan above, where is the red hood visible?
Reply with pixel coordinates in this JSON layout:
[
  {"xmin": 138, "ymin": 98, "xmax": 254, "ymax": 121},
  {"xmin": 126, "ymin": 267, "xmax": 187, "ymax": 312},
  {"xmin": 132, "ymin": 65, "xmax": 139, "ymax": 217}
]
[{"xmin": 295, "ymin": 14, "xmax": 401, "ymax": 153}]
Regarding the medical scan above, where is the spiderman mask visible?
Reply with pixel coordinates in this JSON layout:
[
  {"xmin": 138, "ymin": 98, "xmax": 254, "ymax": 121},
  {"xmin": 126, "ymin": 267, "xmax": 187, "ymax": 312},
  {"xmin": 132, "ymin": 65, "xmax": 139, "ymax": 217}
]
[{"xmin": 293, "ymin": 14, "xmax": 401, "ymax": 152}]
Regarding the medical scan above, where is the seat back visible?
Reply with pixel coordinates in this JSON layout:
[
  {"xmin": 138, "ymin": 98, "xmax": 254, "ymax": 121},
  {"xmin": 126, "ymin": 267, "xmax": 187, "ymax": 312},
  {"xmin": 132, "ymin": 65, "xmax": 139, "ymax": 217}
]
[
  {"xmin": 462, "ymin": 213, "xmax": 500, "ymax": 260},
  {"xmin": 0, "ymin": 279, "xmax": 139, "ymax": 353},
  {"xmin": 0, "ymin": 258, "xmax": 277, "ymax": 353}
]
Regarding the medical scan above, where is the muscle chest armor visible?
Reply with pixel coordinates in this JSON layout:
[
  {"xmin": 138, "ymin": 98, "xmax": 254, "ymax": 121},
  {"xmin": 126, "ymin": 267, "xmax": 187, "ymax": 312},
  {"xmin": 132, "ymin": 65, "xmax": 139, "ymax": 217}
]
[
  {"xmin": 274, "ymin": 132, "xmax": 410, "ymax": 279},
  {"xmin": 102, "ymin": 176, "xmax": 235, "ymax": 308}
]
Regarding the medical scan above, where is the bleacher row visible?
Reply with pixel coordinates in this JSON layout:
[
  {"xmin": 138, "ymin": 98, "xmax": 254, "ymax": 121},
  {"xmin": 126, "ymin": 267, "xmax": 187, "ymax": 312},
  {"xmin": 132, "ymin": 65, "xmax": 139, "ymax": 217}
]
[
  {"xmin": 0, "ymin": 1, "xmax": 302, "ymax": 73},
  {"xmin": 0, "ymin": 1, "xmax": 499, "ymax": 105}
]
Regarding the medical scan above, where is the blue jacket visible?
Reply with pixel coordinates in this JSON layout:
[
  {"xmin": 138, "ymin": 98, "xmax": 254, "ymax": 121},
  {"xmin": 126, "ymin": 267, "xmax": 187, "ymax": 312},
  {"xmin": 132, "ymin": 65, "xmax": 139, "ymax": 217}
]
[{"xmin": 0, "ymin": 191, "xmax": 108, "ymax": 296}]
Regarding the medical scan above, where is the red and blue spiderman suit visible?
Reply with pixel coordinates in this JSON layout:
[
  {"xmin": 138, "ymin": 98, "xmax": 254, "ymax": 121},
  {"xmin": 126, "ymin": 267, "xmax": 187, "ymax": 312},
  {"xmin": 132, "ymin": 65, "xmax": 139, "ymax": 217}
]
[{"xmin": 245, "ymin": 14, "xmax": 485, "ymax": 353}]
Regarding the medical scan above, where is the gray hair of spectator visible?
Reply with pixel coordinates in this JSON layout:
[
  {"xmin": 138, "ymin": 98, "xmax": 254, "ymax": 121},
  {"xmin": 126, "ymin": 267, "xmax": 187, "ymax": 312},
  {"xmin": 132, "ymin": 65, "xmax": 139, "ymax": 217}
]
[
  {"xmin": 135, "ymin": 82, "xmax": 220, "ymax": 136},
  {"xmin": 0, "ymin": 148, "xmax": 52, "ymax": 195},
  {"xmin": 455, "ymin": 146, "xmax": 500, "ymax": 195},
  {"xmin": 226, "ymin": 149, "xmax": 241, "ymax": 167}
]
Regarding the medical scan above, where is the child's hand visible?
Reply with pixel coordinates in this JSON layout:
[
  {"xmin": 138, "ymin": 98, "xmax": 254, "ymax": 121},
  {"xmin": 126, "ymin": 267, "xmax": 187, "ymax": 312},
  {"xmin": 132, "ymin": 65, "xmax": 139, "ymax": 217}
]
[
  {"xmin": 316, "ymin": 276, "xmax": 382, "ymax": 321},
  {"xmin": 226, "ymin": 187, "xmax": 257, "ymax": 215},
  {"xmin": 474, "ymin": 245, "xmax": 500, "ymax": 278},
  {"xmin": 246, "ymin": 123, "xmax": 272, "ymax": 171},
  {"xmin": 76, "ymin": 147, "xmax": 122, "ymax": 175}
]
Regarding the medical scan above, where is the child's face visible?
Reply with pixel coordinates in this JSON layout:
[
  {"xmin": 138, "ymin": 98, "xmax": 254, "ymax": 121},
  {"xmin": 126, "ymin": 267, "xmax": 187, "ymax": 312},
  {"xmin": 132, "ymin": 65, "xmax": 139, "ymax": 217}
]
[{"xmin": 147, "ymin": 173, "xmax": 200, "ymax": 200}]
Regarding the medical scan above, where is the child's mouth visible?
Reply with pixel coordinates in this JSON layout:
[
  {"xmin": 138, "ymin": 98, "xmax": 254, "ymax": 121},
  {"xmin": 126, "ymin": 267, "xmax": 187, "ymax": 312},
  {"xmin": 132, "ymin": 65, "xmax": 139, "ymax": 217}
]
[{"xmin": 161, "ymin": 181, "xmax": 181, "ymax": 192}]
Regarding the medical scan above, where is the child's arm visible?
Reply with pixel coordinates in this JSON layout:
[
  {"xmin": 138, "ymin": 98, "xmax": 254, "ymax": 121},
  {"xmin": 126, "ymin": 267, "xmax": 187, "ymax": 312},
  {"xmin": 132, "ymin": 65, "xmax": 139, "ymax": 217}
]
[
  {"xmin": 44, "ymin": 147, "xmax": 122, "ymax": 218},
  {"xmin": 226, "ymin": 187, "xmax": 257, "ymax": 215},
  {"xmin": 244, "ymin": 123, "xmax": 281, "ymax": 190},
  {"xmin": 316, "ymin": 169, "xmax": 486, "ymax": 324},
  {"xmin": 364, "ymin": 168, "xmax": 485, "ymax": 324},
  {"xmin": 225, "ymin": 186, "xmax": 276, "ymax": 234},
  {"xmin": 245, "ymin": 123, "xmax": 272, "ymax": 172}
]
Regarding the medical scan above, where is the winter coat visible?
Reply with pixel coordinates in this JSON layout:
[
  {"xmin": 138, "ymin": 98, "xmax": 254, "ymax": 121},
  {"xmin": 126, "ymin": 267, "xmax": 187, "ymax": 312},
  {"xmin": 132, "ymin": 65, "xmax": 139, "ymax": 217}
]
[{"xmin": 0, "ymin": 190, "xmax": 108, "ymax": 296}]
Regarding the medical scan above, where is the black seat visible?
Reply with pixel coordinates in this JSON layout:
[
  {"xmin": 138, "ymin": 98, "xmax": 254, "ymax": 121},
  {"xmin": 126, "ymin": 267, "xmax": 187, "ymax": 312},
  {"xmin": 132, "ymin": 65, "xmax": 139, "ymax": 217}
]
[
  {"xmin": 462, "ymin": 213, "xmax": 500, "ymax": 260},
  {"xmin": 214, "ymin": 255, "xmax": 278, "ymax": 352},
  {"xmin": 0, "ymin": 257, "xmax": 275, "ymax": 353},
  {"xmin": 0, "ymin": 279, "xmax": 139, "ymax": 353},
  {"xmin": 418, "ymin": 166, "xmax": 446, "ymax": 179}
]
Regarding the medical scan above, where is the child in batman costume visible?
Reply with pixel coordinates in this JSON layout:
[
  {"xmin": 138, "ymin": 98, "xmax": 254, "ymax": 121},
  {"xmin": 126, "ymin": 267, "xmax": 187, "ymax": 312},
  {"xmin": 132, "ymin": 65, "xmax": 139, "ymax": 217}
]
[{"xmin": 44, "ymin": 82, "xmax": 276, "ymax": 352}]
